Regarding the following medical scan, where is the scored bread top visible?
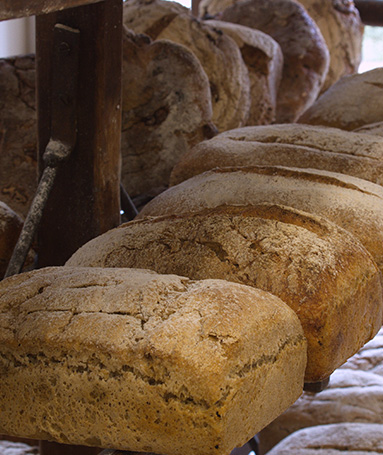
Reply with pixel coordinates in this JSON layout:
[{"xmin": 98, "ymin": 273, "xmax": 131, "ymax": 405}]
[{"xmin": 139, "ymin": 165, "xmax": 383, "ymax": 272}]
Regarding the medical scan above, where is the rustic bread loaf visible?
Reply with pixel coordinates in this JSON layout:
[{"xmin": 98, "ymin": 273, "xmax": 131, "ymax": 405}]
[
  {"xmin": 123, "ymin": 0, "xmax": 251, "ymax": 132},
  {"xmin": 266, "ymin": 423, "xmax": 383, "ymax": 455},
  {"xmin": 259, "ymin": 369, "xmax": 383, "ymax": 454},
  {"xmin": 139, "ymin": 165, "xmax": 383, "ymax": 274},
  {"xmin": 340, "ymin": 327, "xmax": 383, "ymax": 377},
  {"xmin": 204, "ymin": 20, "xmax": 283, "ymax": 126},
  {"xmin": 121, "ymin": 28, "xmax": 216, "ymax": 198},
  {"xmin": 299, "ymin": 68, "xmax": 383, "ymax": 130},
  {"xmin": 0, "ymin": 266, "xmax": 306, "ymax": 454},
  {"xmin": 0, "ymin": 201, "xmax": 23, "ymax": 278},
  {"xmin": 0, "ymin": 56, "xmax": 37, "ymax": 218},
  {"xmin": 169, "ymin": 124, "xmax": 383, "ymax": 186},
  {"xmin": 67, "ymin": 205, "xmax": 383, "ymax": 382},
  {"xmin": 298, "ymin": 0, "xmax": 363, "ymax": 92},
  {"xmin": 219, "ymin": 0, "xmax": 329, "ymax": 123},
  {"xmin": 354, "ymin": 121, "xmax": 383, "ymax": 137}
]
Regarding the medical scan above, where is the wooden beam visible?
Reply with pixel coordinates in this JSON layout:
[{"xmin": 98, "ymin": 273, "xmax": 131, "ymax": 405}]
[
  {"xmin": 0, "ymin": 0, "xmax": 105, "ymax": 21},
  {"xmin": 355, "ymin": 0, "xmax": 383, "ymax": 26},
  {"xmin": 36, "ymin": 0, "xmax": 122, "ymax": 265}
]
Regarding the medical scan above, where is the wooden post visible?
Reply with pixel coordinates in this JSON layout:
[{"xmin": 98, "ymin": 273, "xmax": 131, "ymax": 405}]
[{"xmin": 36, "ymin": 0, "xmax": 122, "ymax": 267}]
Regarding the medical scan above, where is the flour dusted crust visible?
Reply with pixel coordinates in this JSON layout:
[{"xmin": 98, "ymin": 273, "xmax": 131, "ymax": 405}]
[
  {"xmin": 266, "ymin": 423, "xmax": 383, "ymax": 454},
  {"xmin": 123, "ymin": 0, "xmax": 251, "ymax": 132},
  {"xmin": 299, "ymin": 69, "xmax": 383, "ymax": 130},
  {"xmin": 298, "ymin": 0, "xmax": 363, "ymax": 92},
  {"xmin": 0, "ymin": 266, "xmax": 306, "ymax": 454},
  {"xmin": 121, "ymin": 28, "xmax": 216, "ymax": 198},
  {"xmin": 0, "ymin": 56, "xmax": 37, "ymax": 218},
  {"xmin": 219, "ymin": 0, "xmax": 329, "ymax": 123},
  {"xmin": 169, "ymin": 124, "xmax": 383, "ymax": 186},
  {"xmin": 67, "ymin": 205, "xmax": 383, "ymax": 382},
  {"xmin": 139, "ymin": 165, "xmax": 383, "ymax": 274},
  {"xmin": 259, "ymin": 369, "xmax": 383, "ymax": 454},
  {"xmin": 0, "ymin": 201, "xmax": 23, "ymax": 278},
  {"xmin": 205, "ymin": 20, "xmax": 283, "ymax": 126}
]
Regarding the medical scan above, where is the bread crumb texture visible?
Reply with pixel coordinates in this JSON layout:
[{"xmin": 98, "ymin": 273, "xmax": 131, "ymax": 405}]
[
  {"xmin": 0, "ymin": 266, "xmax": 306, "ymax": 454},
  {"xmin": 67, "ymin": 204, "xmax": 383, "ymax": 382}
]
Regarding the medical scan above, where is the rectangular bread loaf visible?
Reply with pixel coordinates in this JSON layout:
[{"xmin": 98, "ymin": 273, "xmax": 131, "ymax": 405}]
[
  {"xmin": 0, "ymin": 266, "xmax": 306, "ymax": 455},
  {"xmin": 67, "ymin": 204, "xmax": 383, "ymax": 382}
]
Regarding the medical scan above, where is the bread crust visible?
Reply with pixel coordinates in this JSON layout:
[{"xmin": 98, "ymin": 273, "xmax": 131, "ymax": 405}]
[
  {"xmin": 67, "ymin": 205, "xmax": 383, "ymax": 382},
  {"xmin": 0, "ymin": 266, "xmax": 306, "ymax": 454}
]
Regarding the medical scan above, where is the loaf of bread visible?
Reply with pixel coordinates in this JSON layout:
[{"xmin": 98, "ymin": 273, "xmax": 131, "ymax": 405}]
[
  {"xmin": 204, "ymin": 20, "xmax": 283, "ymax": 126},
  {"xmin": 266, "ymin": 423, "xmax": 383, "ymax": 455},
  {"xmin": 219, "ymin": 0, "xmax": 329, "ymax": 123},
  {"xmin": 298, "ymin": 68, "xmax": 383, "ymax": 130},
  {"xmin": 0, "ymin": 201, "xmax": 23, "ymax": 278},
  {"xmin": 169, "ymin": 124, "xmax": 383, "ymax": 186},
  {"xmin": 0, "ymin": 56, "xmax": 37, "ymax": 218},
  {"xmin": 67, "ymin": 205, "xmax": 383, "ymax": 382},
  {"xmin": 0, "ymin": 266, "xmax": 306, "ymax": 454},
  {"xmin": 121, "ymin": 28, "xmax": 216, "ymax": 198},
  {"xmin": 298, "ymin": 0, "xmax": 363, "ymax": 92},
  {"xmin": 340, "ymin": 327, "xmax": 383, "ymax": 377},
  {"xmin": 123, "ymin": 0, "xmax": 251, "ymax": 132},
  {"xmin": 139, "ymin": 165, "xmax": 383, "ymax": 274},
  {"xmin": 259, "ymin": 369, "xmax": 383, "ymax": 454}
]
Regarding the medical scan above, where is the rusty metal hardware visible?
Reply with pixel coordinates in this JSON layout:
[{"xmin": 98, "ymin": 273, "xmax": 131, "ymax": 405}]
[
  {"xmin": 120, "ymin": 183, "xmax": 138, "ymax": 221},
  {"xmin": 304, "ymin": 376, "xmax": 331, "ymax": 393},
  {"xmin": 4, "ymin": 23, "xmax": 80, "ymax": 278}
]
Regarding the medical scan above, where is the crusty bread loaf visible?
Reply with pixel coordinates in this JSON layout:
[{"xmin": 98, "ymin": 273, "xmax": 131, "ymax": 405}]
[
  {"xmin": 298, "ymin": 68, "xmax": 383, "ymax": 130},
  {"xmin": 340, "ymin": 327, "xmax": 383, "ymax": 377},
  {"xmin": 121, "ymin": 28, "xmax": 216, "ymax": 198},
  {"xmin": 219, "ymin": 0, "xmax": 329, "ymax": 123},
  {"xmin": 123, "ymin": 0, "xmax": 251, "ymax": 132},
  {"xmin": 67, "ymin": 205, "xmax": 383, "ymax": 382},
  {"xmin": 0, "ymin": 266, "xmax": 306, "ymax": 454},
  {"xmin": 0, "ymin": 56, "xmax": 37, "ymax": 218},
  {"xmin": 0, "ymin": 201, "xmax": 23, "ymax": 278},
  {"xmin": 169, "ymin": 124, "xmax": 383, "ymax": 186},
  {"xmin": 298, "ymin": 0, "xmax": 363, "ymax": 92},
  {"xmin": 259, "ymin": 369, "xmax": 383, "ymax": 454},
  {"xmin": 354, "ymin": 121, "xmax": 383, "ymax": 137},
  {"xmin": 266, "ymin": 423, "xmax": 383, "ymax": 455},
  {"xmin": 139, "ymin": 165, "xmax": 383, "ymax": 274},
  {"xmin": 204, "ymin": 20, "xmax": 283, "ymax": 126}
]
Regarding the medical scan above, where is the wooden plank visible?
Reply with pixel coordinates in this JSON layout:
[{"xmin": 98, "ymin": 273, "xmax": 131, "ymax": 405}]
[
  {"xmin": 0, "ymin": 0, "xmax": 104, "ymax": 21},
  {"xmin": 355, "ymin": 0, "xmax": 383, "ymax": 25},
  {"xmin": 36, "ymin": 0, "xmax": 122, "ymax": 265}
]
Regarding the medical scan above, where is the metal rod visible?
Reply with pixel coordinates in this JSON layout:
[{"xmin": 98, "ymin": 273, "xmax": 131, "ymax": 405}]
[{"xmin": 120, "ymin": 183, "xmax": 139, "ymax": 220}]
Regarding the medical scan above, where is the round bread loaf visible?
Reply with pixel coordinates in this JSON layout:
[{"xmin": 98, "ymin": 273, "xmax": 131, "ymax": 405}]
[
  {"xmin": 298, "ymin": 0, "xmax": 363, "ymax": 92},
  {"xmin": 139, "ymin": 165, "xmax": 383, "ymax": 274},
  {"xmin": 123, "ymin": 0, "xmax": 251, "ymax": 132},
  {"xmin": 204, "ymin": 20, "xmax": 283, "ymax": 126},
  {"xmin": 0, "ymin": 201, "xmax": 23, "ymax": 278},
  {"xmin": 169, "ymin": 124, "xmax": 383, "ymax": 186},
  {"xmin": 259, "ymin": 369, "xmax": 383, "ymax": 454},
  {"xmin": 67, "ymin": 204, "xmax": 383, "ymax": 383},
  {"xmin": 298, "ymin": 68, "xmax": 383, "ymax": 130},
  {"xmin": 121, "ymin": 28, "xmax": 216, "ymax": 198},
  {"xmin": 0, "ymin": 56, "xmax": 37, "ymax": 218},
  {"xmin": 266, "ymin": 423, "xmax": 383, "ymax": 455},
  {"xmin": 0, "ymin": 266, "xmax": 306, "ymax": 455},
  {"xmin": 219, "ymin": 0, "xmax": 330, "ymax": 123}
]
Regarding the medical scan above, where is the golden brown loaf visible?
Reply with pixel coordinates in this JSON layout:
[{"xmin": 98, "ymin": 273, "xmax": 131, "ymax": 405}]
[
  {"xmin": 67, "ymin": 205, "xmax": 383, "ymax": 382},
  {"xmin": 169, "ymin": 124, "xmax": 383, "ymax": 186},
  {"xmin": 0, "ymin": 266, "xmax": 306, "ymax": 454},
  {"xmin": 298, "ymin": 68, "xmax": 383, "ymax": 130},
  {"xmin": 139, "ymin": 165, "xmax": 383, "ymax": 274}
]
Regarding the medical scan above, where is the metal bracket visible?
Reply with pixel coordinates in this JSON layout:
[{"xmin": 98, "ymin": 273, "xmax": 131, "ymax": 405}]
[{"xmin": 4, "ymin": 23, "xmax": 80, "ymax": 278}]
